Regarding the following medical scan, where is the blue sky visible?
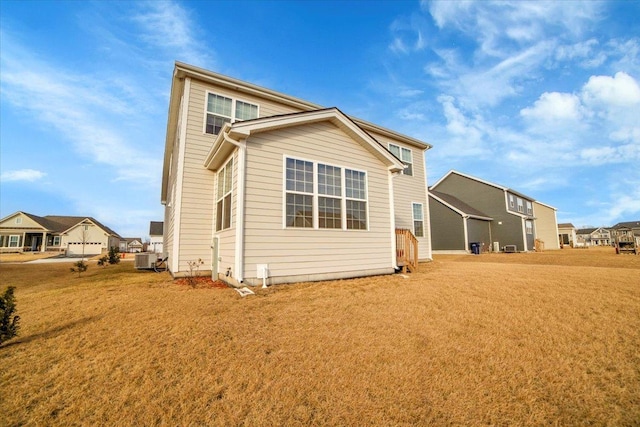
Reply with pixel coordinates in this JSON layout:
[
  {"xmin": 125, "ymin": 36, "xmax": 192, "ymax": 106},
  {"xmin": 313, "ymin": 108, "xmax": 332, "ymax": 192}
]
[{"xmin": 1, "ymin": 0, "xmax": 639, "ymax": 238}]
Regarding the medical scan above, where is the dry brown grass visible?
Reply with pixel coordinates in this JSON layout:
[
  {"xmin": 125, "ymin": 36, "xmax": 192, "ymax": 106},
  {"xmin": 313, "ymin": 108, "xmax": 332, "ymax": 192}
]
[
  {"xmin": 0, "ymin": 252, "xmax": 62, "ymax": 263},
  {"xmin": 1, "ymin": 250, "xmax": 639, "ymax": 426}
]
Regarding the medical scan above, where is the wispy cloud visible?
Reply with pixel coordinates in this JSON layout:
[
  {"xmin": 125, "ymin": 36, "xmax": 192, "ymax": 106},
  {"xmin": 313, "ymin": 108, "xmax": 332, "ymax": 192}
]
[{"xmin": 1, "ymin": 169, "xmax": 47, "ymax": 183}]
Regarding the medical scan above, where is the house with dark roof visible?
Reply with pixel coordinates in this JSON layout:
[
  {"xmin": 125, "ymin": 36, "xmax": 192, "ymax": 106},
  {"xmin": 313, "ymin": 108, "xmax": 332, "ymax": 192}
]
[
  {"xmin": 428, "ymin": 190, "xmax": 493, "ymax": 253},
  {"xmin": 575, "ymin": 227, "xmax": 611, "ymax": 246},
  {"xmin": 0, "ymin": 211, "xmax": 121, "ymax": 255},
  {"xmin": 120, "ymin": 237, "xmax": 144, "ymax": 253},
  {"xmin": 429, "ymin": 170, "xmax": 558, "ymax": 253}
]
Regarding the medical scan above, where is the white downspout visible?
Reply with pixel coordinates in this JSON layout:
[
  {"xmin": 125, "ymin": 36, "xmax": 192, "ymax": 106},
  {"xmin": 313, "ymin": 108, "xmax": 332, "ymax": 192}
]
[
  {"xmin": 463, "ymin": 215, "xmax": 469, "ymax": 252},
  {"xmin": 388, "ymin": 170, "xmax": 398, "ymax": 269},
  {"xmin": 222, "ymin": 131, "xmax": 246, "ymax": 283}
]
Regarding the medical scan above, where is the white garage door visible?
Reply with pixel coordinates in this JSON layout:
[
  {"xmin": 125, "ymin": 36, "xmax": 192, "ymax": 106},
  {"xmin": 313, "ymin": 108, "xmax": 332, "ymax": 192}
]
[{"xmin": 67, "ymin": 242, "xmax": 103, "ymax": 256}]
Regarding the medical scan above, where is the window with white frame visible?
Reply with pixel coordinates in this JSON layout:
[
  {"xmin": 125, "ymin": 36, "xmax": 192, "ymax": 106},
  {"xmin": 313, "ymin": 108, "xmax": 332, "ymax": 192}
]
[
  {"xmin": 15, "ymin": 217, "xmax": 22, "ymax": 224},
  {"xmin": 526, "ymin": 201, "xmax": 532, "ymax": 215},
  {"xmin": 517, "ymin": 198, "xmax": 524, "ymax": 213},
  {"xmin": 205, "ymin": 92, "xmax": 258, "ymax": 135},
  {"xmin": 526, "ymin": 220, "xmax": 533, "ymax": 234},
  {"xmin": 412, "ymin": 203, "xmax": 424, "ymax": 237},
  {"xmin": 53, "ymin": 236, "xmax": 60, "ymax": 246},
  {"xmin": 216, "ymin": 158, "xmax": 234, "ymax": 231},
  {"xmin": 285, "ymin": 157, "xmax": 368, "ymax": 230},
  {"xmin": 388, "ymin": 144, "xmax": 413, "ymax": 176},
  {"xmin": 509, "ymin": 194, "xmax": 515, "ymax": 209},
  {"xmin": 9, "ymin": 235, "xmax": 20, "ymax": 248}
]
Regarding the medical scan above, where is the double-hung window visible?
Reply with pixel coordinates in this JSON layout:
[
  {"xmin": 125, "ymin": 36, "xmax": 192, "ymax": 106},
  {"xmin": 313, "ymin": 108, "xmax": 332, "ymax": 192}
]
[
  {"xmin": 509, "ymin": 194, "xmax": 515, "ymax": 209},
  {"xmin": 526, "ymin": 201, "xmax": 533, "ymax": 215},
  {"xmin": 9, "ymin": 235, "xmax": 20, "ymax": 248},
  {"xmin": 517, "ymin": 198, "xmax": 524, "ymax": 213},
  {"xmin": 412, "ymin": 203, "xmax": 424, "ymax": 237},
  {"xmin": 526, "ymin": 220, "xmax": 533, "ymax": 235},
  {"xmin": 216, "ymin": 158, "xmax": 234, "ymax": 231},
  {"xmin": 388, "ymin": 144, "xmax": 413, "ymax": 176},
  {"xmin": 285, "ymin": 157, "xmax": 368, "ymax": 230},
  {"xmin": 205, "ymin": 93, "xmax": 258, "ymax": 135}
]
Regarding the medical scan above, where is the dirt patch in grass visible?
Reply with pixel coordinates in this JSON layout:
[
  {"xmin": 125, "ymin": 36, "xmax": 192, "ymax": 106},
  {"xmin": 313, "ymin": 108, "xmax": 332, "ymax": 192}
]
[{"xmin": 1, "ymin": 250, "xmax": 639, "ymax": 425}]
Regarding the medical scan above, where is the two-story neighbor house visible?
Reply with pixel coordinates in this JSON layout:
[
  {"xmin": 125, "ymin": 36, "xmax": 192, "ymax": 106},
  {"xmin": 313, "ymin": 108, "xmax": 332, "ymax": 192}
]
[
  {"xmin": 0, "ymin": 211, "xmax": 121, "ymax": 255},
  {"xmin": 161, "ymin": 62, "xmax": 432, "ymax": 285},
  {"xmin": 429, "ymin": 171, "xmax": 557, "ymax": 252}
]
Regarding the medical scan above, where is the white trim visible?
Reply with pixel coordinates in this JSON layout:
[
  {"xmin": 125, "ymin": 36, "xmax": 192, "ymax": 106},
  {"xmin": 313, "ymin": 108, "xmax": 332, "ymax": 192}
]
[
  {"xmin": 389, "ymin": 171, "xmax": 398, "ymax": 268},
  {"xmin": 171, "ymin": 77, "xmax": 190, "ymax": 273},
  {"xmin": 463, "ymin": 218, "xmax": 469, "ymax": 252},
  {"xmin": 234, "ymin": 140, "xmax": 247, "ymax": 282},
  {"xmin": 8, "ymin": 235, "xmax": 20, "ymax": 248},
  {"xmin": 423, "ymin": 163, "xmax": 433, "ymax": 259},
  {"xmin": 521, "ymin": 218, "xmax": 528, "ymax": 251}
]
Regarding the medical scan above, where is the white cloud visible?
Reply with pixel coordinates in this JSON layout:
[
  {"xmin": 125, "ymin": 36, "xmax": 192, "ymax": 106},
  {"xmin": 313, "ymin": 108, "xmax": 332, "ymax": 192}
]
[
  {"xmin": 131, "ymin": 1, "xmax": 214, "ymax": 68},
  {"xmin": 521, "ymin": 92, "xmax": 583, "ymax": 121},
  {"xmin": 0, "ymin": 169, "xmax": 47, "ymax": 183},
  {"xmin": 581, "ymin": 71, "xmax": 640, "ymax": 107}
]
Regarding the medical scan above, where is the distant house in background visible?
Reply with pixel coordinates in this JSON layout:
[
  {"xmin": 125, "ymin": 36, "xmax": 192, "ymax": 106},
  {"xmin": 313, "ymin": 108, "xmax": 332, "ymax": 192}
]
[
  {"xmin": 429, "ymin": 171, "xmax": 558, "ymax": 253},
  {"xmin": 120, "ymin": 238, "xmax": 144, "ymax": 253},
  {"xmin": 428, "ymin": 190, "xmax": 493, "ymax": 253},
  {"xmin": 576, "ymin": 227, "xmax": 611, "ymax": 246},
  {"xmin": 0, "ymin": 211, "xmax": 121, "ymax": 255},
  {"xmin": 609, "ymin": 221, "xmax": 640, "ymax": 247},
  {"xmin": 557, "ymin": 223, "xmax": 577, "ymax": 247},
  {"xmin": 149, "ymin": 221, "xmax": 164, "ymax": 254}
]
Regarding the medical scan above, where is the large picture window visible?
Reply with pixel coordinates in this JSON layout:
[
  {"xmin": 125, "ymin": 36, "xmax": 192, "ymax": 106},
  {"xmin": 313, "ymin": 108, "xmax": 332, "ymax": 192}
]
[
  {"xmin": 216, "ymin": 158, "xmax": 234, "ymax": 231},
  {"xmin": 285, "ymin": 157, "xmax": 368, "ymax": 230},
  {"xmin": 205, "ymin": 93, "xmax": 258, "ymax": 135},
  {"xmin": 9, "ymin": 235, "xmax": 20, "ymax": 248},
  {"xmin": 388, "ymin": 144, "xmax": 413, "ymax": 176}
]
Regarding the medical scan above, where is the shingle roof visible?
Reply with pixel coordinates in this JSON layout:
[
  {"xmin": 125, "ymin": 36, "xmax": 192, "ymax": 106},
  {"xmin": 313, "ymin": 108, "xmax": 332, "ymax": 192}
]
[
  {"xmin": 558, "ymin": 223, "xmax": 575, "ymax": 228},
  {"xmin": 430, "ymin": 190, "xmax": 493, "ymax": 220},
  {"xmin": 612, "ymin": 221, "xmax": 640, "ymax": 229},
  {"xmin": 44, "ymin": 216, "xmax": 121, "ymax": 238},
  {"xmin": 149, "ymin": 221, "xmax": 163, "ymax": 236}
]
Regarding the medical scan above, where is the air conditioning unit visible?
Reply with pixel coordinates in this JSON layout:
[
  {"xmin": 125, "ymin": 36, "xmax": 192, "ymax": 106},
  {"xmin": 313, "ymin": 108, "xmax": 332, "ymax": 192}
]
[
  {"xmin": 135, "ymin": 253, "xmax": 157, "ymax": 269},
  {"xmin": 504, "ymin": 245, "xmax": 517, "ymax": 253}
]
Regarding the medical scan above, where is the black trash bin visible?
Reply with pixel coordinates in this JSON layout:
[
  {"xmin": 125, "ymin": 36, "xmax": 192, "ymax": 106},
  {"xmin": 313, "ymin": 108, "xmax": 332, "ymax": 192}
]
[{"xmin": 470, "ymin": 242, "xmax": 480, "ymax": 255}]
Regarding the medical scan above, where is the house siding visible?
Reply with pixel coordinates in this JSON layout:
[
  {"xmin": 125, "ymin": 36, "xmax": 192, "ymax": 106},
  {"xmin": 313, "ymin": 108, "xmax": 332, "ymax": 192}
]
[
  {"xmin": 373, "ymin": 135, "xmax": 430, "ymax": 260},
  {"xmin": 467, "ymin": 218, "xmax": 491, "ymax": 251},
  {"xmin": 434, "ymin": 174, "xmax": 526, "ymax": 251},
  {"xmin": 533, "ymin": 202, "xmax": 560, "ymax": 250},
  {"xmin": 242, "ymin": 122, "xmax": 394, "ymax": 285},
  {"xmin": 428, "ymin": 197, "xmax": 465, "ymax": 250}
]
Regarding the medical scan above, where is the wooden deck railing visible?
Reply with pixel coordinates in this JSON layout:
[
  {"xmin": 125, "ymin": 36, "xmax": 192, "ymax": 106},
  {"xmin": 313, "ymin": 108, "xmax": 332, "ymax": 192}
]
[{"xmin": 395, "ymin": 228, "xmax": 418, "ymax": 273}]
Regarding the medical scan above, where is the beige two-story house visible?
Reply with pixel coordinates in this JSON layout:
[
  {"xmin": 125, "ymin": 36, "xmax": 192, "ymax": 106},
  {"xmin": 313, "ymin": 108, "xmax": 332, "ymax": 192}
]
[{"xmin": 161, "ymin": 62, "xmax": 432, "ymax": 285}]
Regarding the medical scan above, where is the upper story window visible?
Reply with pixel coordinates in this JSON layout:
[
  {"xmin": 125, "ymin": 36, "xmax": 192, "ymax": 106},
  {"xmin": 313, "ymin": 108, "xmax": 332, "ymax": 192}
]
[
  {"xmin": 285, "ymin": 157, "xmax": 368, "ymax": 230},
  {"xmin": 517, "ymin": 198, "xmax": 524, "ymax": 213},
  {"xmin": 388, "ymin": 144, "xmax": 413, "ymax": 176},
  {"xmin": 509, "ymin": 194, "xmax": 515, "ymax": 209},
  {"xmin": 15, "ymin": 217, "xmax": 22, "ymax": 224},
  {"xmin": 526, "ymin": 201, "xmax": 532, "ymax": 215},
  {"xmin": 205, "ymin": 92, "xmax": 258, "ymax": 135},
  {"xmin": 216, "ymin": 157, "xmax": 234, "ymax": 231}
]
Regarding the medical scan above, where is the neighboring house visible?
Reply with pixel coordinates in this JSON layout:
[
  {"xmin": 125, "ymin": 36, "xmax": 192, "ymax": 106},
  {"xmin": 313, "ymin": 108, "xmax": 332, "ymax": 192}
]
[
  {"xmin": 533, "ymin": 201, "xmax": 560, "ymax": 250},
  {"xmin": 121, "ymin": 238, "xmax": 144, "ymax": 253},
  {"xmin": 557, "ymin": 223, "xmax": 577, "ymax": 247},
  {"xmin": 149, "ymin": 221, "xmax": 164, "ymax": 254},
  {"xmin": 0, "ymin": 211, "xmax": 121, "ymax": 255},
  {"xmin": 428, "ymin": 190, "xmax": 493, "ymax": 253},
  {"xmin": 161, "ymin": 62, "xmax": 432, "ymax": 285},
  {"xmin": 610, "ymin": 221, "xmax": 640, "ymax": 241},
  {"xmin": 429, "ymin": 171, "xmax": 557, "ymax": 252},
  {"xmin": 576, "ymin": 227, "xmax": 611, "ymax": 246}
]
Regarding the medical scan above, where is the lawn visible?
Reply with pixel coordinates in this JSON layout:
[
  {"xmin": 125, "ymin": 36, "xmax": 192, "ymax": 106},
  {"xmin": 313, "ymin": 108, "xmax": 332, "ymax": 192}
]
[{"xmin": 1, "ymin": 248, "xmax": 639, "ymax": 426}]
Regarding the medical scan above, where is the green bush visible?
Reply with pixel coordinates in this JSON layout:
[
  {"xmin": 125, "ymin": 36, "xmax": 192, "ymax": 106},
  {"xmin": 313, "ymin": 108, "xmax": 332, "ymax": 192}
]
[
  {"xmin": 108, "ymin": 246, "xmax": 120, "ymax": 265},
  {"xmin": 0, "ymin": 286, "xmax": 20, "ymax": 345},
  {"xmin": 70, "ymin": 260, "xmax": 88, "ymax": 276}
]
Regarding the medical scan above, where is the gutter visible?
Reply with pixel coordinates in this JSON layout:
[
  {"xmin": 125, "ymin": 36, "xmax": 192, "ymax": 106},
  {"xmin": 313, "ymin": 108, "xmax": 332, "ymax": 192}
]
[{"xmin": 222, "ymin": 131, "xmax": 246, "ymax": 283}]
